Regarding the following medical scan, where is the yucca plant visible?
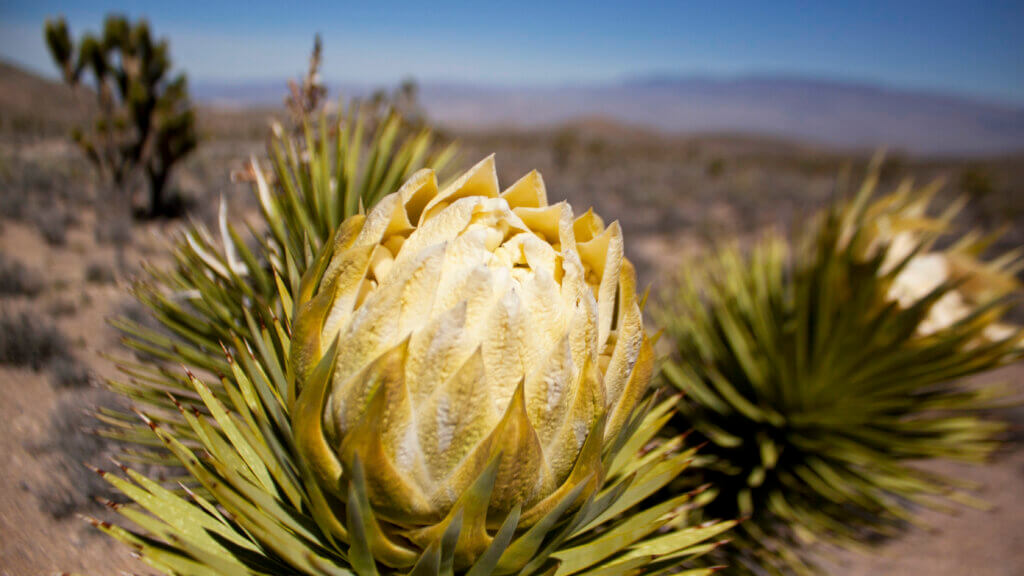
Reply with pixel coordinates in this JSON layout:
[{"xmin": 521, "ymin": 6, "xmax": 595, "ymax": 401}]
[
  {"xmin": 89, "ymin": 94, "xmax": 734, "ymax": 573},
  {"xmin": 654, "ymin": 164, "xmax": 1022, "ymax": 575}
]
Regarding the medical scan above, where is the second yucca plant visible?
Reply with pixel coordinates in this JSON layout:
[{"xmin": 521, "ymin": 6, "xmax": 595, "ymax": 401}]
[{"xmin": 655, "ymin": 166, "xmax": 1022, "ymax": 574}]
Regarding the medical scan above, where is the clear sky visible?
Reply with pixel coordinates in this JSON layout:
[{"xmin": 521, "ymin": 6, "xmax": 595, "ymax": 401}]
[{"xmin": 1, "ymin": 1, "xmax": 1021, "ymax": 104}]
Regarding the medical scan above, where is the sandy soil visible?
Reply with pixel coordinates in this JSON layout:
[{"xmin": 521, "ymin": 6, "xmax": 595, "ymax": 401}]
[
  {"xmin": 0, "ymin": 367, "xmax": 142, "ymax": 575},
  {"xmin": 1, "ymin": 218, "xmax": 150, "ymax": 574}
]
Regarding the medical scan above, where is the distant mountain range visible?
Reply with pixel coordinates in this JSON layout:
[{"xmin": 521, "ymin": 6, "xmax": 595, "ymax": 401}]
[
  {"xmin": 193, "ymin": 74, "xmax": 1024, "ymax": 156},
  {"xmin": 3, "ymin": 55, "xmax": 1019, "ymax": 157}
]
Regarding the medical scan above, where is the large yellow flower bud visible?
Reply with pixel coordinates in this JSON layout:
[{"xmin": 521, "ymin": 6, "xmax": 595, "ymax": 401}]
[{"xmin": 289, "ymin": 156, "xmax": 652, "ymax": 568}]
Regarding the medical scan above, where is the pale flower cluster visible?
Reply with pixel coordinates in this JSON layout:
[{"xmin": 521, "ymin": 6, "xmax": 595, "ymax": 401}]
[{"xmin": 885, "ymin": 232, "xmax": 1016, "ymax": 342}]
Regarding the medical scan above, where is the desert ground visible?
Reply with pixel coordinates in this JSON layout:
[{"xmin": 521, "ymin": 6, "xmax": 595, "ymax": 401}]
[{"xmin": 1, "ymin": 64, "xmax": 1023, "ymax": 575}]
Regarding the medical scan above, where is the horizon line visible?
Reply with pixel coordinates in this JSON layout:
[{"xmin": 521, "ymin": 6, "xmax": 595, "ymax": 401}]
[
  {"xmin": 185, "ymin": 70, "xmax": 1024, "ymax": 110},
  {"xmin": 4, "ymin": 54, "xmax": 1022, "ymax": 111}
]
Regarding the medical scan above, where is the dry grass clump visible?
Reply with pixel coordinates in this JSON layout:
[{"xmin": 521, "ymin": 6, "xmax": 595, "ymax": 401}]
[
  {"xmin": 0, "ymin": 309, "xmax": 69, "ymax": 370},
  {"xmin": 0, "ymin": 252, "xmax": 43, "ymax": 296},
  {"xmin": 47, "ymin": 355, "xmax": 91, "ymax": 388},
  {"xmin": 32, "ymin": 209, "xmax": 72, "ymax": 246},
  {"xmin": 84, "ymin": 260, "xmax": 116, "ymax": 285},
  {"xmin": 31, "ymin": 391, "xmax": 131, "ymax": 519}
]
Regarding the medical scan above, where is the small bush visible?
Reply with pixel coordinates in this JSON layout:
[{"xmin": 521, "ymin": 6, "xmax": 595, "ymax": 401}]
[
  {"xmin": 33, "ymin": 210, "xmax": 69, "ymax": 246},
  {"xmin": 47, "ymin": 297, "xmax": 78, "ymax": 317},
  {"xmin": 84, "ymin": 261, "xmax": 116, "ymax": 284},
  {"xmin": 960, "ymin": 165, "xmax": 995, "ymax": 198},
  {"xmin": 48, "ymin": 355, "xmax": 91, "ymax": 388},
  {"xmin": 32, "ymin": 391, "xmax": 128, "ymax": 519},
  {"xmin": 0, "ymin": 253, "xmax": 43, "ymax": 296},
  {"xmin": 0, "ymin": 309, "xmax": 69, "ymax": 370},
  {"xmin": 706, "ymin": 158, "xmax": 725, "ymax": 178},
  {"xmin": 552, "ymin": 127, "xmax": 578, "ymax": 169},
  {"xmin": 93, "ymin": 211, "xmax": 132, "ymax": 247}
]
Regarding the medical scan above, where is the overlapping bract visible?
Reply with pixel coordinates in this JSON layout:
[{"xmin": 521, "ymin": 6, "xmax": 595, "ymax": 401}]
[
  {"xmin": 92, "ymin": 107, "xmax": 734, "ymax": 574},
  {"xmin": 655, "ymin": 168, "xmax": 1022, "ymax": 575}
]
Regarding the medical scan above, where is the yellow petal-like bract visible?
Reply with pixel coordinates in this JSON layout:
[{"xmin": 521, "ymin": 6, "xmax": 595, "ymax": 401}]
[
  {"xmin": 290, "ymin": 156, "xmax": 652, "ymax": 567},
  {"xmin": 865, "ymin": 186, "xmax": 1020, "ymax": 341}
]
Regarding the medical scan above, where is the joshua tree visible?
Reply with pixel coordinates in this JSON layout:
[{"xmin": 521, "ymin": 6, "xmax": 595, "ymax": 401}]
[{"xmin": 44, "ymin": 15, "xmax": 197, "ymax": 220}]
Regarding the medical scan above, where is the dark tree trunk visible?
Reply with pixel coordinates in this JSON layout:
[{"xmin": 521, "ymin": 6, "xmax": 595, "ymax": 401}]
[{"xmin": 147, "ymin": 167, "xmax": 170, "ymax": 218}]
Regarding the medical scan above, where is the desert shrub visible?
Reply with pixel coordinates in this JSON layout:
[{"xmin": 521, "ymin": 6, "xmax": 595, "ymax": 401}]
[
  {"xmin": 31, "ymin": 391, "xmax": 132, "ymax": 518},
  {"xmin": 706, "ymin": 157, "xmax": 725, "ymax": 178},
  {"xmin": 47, "ymin": 297, "xmax": 78, "ymax": 317},
  {"xmin": 0, "ymin": 156, "xmax": 88, "ymax": 221},
  {"xmin": 92, "ymin": 210, "xmax": 132, "ymax": 247},
  {"xmin": 0, "ymin": 309, "xmax": 70, "ymax": 369},
  {"xmin": 48, "ymin": 355, "xmax": 91, "ymax": 388},
  {"xmin": 0, "ymin": 253, "xmax": 43, "ymax": 296},
  {"xmin": 552, "ymin": 126, "xmax": 578, "ymax": 168},
  {"xmin": 879, "ymin": 152, "xmax": 908, "ymax": 180},
  {"xmin": 586, "ymin": 137, "xmax": 608, "ymax": 159},
  {"xmin": 84, "ymin": 260, "xmax": 115, "ymax": 284},
  {"xmin": 960, "ymin": 165, "xmax": 995, "ymax": 199},
  {"xmin": 32, "ymin": 210, "xmax": 70, "ymax": 246},
  {"xmin": 0, "ymin": 189, "xmax": 21, "ymax": 220}
]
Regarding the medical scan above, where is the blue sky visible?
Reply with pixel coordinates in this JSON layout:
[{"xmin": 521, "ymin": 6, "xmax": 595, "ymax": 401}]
[{"xmin": 1, "ymin": 1, "xmax": 1022, "ymax": 104}]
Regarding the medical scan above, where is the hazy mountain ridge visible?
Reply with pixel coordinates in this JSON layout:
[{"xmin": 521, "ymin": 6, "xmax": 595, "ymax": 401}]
[
  {"xmin": 194, "ymin": 74, "xmax": 1024, "ymax": 156},
  {"xmin": 4, "ymin": 57, "xmax": 1021, "ymax": 156}
]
